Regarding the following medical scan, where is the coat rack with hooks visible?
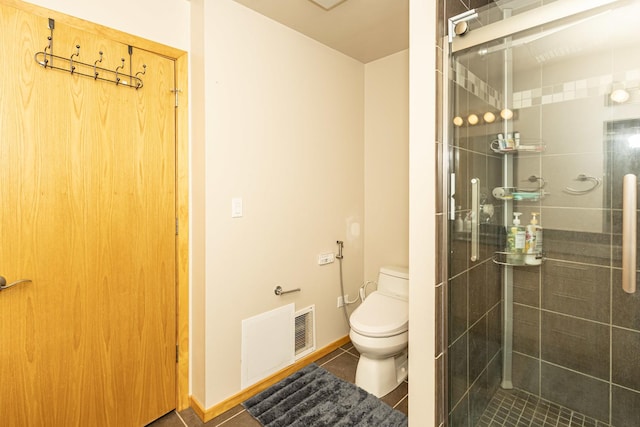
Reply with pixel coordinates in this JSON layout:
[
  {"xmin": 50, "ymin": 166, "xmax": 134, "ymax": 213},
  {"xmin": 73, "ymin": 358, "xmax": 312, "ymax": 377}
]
[{"xmin": 33, "ymin": 18, "xmax": 146, "ymax": 89}]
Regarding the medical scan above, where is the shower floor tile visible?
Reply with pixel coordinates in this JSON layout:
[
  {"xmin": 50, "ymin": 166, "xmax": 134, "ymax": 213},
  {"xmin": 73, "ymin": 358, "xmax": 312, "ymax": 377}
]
[{"xmin": 477, "ymin": 388, "xmax": 610, "ymax": 427}]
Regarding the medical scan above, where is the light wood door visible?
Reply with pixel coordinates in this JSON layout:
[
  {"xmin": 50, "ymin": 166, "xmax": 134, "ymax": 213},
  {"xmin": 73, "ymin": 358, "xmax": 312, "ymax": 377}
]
[{"xmin": 0, "ymin": 4, "xmax": 177, "ymax": 426}]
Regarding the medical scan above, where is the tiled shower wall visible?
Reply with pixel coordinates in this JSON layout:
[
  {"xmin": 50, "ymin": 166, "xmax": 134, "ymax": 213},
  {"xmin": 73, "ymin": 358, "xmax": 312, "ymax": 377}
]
[
  {"xmin": 435, "ymin": 1, "xmax": 497, "ymax": 427},
  {"xmin": 508, "ymin": 64, "xmax": 640, "ymax": 427}
]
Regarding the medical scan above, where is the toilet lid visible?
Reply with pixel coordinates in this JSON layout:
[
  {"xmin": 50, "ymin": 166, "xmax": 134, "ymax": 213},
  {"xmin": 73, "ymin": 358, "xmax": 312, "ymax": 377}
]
[{"xmin": 350, "ymin": 291, "xmax": 408, "ymax": 338}]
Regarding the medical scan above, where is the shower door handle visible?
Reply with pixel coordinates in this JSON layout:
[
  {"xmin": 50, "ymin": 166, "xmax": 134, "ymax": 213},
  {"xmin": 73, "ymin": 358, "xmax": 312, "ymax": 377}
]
[
  {"xmin": 471, "ymin": 178, "xmax": 480, "ymax": 262},
  {"xmin": 450, "ymin": 173, "xmax": 456, "ymax": 220},
  {"xmin": 622, "ymin": 174, "xmax": 636, "ymax": 294}
]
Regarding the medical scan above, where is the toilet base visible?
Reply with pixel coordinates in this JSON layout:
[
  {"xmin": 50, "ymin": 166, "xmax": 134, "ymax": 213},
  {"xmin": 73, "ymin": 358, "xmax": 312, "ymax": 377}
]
[{"xmin": 355, "ymin": 349, "xmax": 408, "ymax": 397}]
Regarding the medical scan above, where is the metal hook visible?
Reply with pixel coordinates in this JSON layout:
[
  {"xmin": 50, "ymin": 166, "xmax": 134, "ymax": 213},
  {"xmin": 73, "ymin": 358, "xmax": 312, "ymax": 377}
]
[
  {"xmin": 115, "ymin": 58, "xmax": 124, "ymax": 85},
  {"xmin": 93, "ymin": 51, "xmax": 103, "ymax": 79},
  {"xmin": 135, "ymin": 64, "xmax": 146, "ymax": 88},
  {"xmin": 44, "ymin": 36, "xmax": 52, "ymax": 52},
  {"xmin": 70, "ymin": 44, "xmax": 80, "ymax": 74},
  {"xmin": 135, "ymin": 64, "xmax": 146, "ymax": 77},
  {"xmin": 42, "ymin": 36, "xmax": 52, "ymax": 67}
]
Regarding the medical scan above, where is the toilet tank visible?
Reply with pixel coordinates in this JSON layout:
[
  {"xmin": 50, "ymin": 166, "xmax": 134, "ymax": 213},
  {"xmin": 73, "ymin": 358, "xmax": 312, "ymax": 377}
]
[{"xmin": 377, "ymin": 266, "xmax": 409, "ymax": 300}]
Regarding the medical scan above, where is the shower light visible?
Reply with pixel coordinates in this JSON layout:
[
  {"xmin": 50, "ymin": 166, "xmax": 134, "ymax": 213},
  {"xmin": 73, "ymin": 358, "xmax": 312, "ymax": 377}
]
[
  {"xmin": 610, "ymin": 89, "xmax": 630, "ymax": 103},
  {"xmin": 483, "ymin": 112, "xmax": 496, "ymax": 123},
  {"xmin": 453, "ymin": 116, "xmax": 464, "ymax": 127},
  {"xmin": 629, "ymin": 134, "xmax": 640, "ymax": 149},
  {"xmin": 467, "ymin": 114, "xmax": 479, "ymax": 125},
  {"xmin": 500, "ymin": 108, "xmax": 514, "ymax": 120}
]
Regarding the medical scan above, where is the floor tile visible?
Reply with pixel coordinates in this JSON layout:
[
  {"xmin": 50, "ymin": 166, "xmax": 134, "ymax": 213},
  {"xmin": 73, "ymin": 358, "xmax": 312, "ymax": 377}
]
[
  {"xmin": 479, "ymin": 388, "xmax": 609, "ymax": 427},
  {"xmin": 149, "ymin": 342, "xmax": 409, "ymax": 427},
  {"xmin": 146, "ymin": 411, "xmax": 187, "ymax": 427},
  {"xmin": 210, "ymin": 410, "xmax": 260, "ymax": 427},
  {"xmin": 381, "ymin": 380, "xmax": 408, "ymax": 410},
  {"xmin": 394, "ymin": 395, "xmax": 409, "ymax": 416},
  {"xmin": 203, "ymin": 406, "xmax": 246, "ymax": 426},
  {"xmin": 176, "ymin": 409, "xmax": 203, "ymax": 427},
  {"xmin": 314, "ymin": 348, "xmax": 343, "ymax": 365},
  {"xmin": 318, "ymin": 350, "xmax": 359, "ymax": 383}
]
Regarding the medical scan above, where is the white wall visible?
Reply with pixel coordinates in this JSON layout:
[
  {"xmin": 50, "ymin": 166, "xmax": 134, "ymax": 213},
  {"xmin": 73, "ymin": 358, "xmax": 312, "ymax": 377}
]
[
  {"xmin": 364, "ymin": 50, "xmax": 410, "ymax": 281},
  {"xmin": 192, "ymin": 0, "xmax": 365, "ymax": 408},
  {"xmin": 25, "ymin": 1, "xmax": 436, "ymax": 424},
  {"xmin": 24, "ymin": 0, "xmax": 190, "ymax": 51}
]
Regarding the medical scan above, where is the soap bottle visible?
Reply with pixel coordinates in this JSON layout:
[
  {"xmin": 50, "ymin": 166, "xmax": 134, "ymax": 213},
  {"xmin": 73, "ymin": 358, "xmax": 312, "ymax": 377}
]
[
  {"xmin": 454, "ymin": 206, "xmax": 464, "ymax": 233},
  {"xmin": 506, "ymin": 212, "xmax": 525, "ymax": 265},
  {"xmin": 464, "ymin": 212, "xmax": 472, "ymax": 233},
  {"xmin": 525, "ymin": 212, "xmax": 543, "ymax": 265}
]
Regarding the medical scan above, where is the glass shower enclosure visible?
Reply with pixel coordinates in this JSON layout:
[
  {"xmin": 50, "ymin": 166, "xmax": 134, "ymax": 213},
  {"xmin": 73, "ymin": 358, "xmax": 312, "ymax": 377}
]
[{"xmin": 445, "ymin": 0, "xmax": 640, "ymax": 425}]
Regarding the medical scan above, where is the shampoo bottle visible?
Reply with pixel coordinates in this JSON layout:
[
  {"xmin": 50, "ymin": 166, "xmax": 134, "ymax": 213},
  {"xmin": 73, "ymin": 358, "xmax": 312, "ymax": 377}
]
[
  {"xmin": 525, "ymin": 212, "xmax": 543, "ymax": 265},
  {"xmin": 506, "ymin": 212, "xmax": 525, "ymax": 265},
  {"xmin": 464, "ymin": 212, "xmax": 472, "ymax": 233},
  {"xmin": 455, "ymin": 206, "xmax": 464, "ymax": 232}
]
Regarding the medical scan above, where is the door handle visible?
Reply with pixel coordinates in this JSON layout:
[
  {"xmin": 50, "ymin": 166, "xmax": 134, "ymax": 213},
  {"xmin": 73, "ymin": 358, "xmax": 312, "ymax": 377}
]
[
  {"xmin": 471, "ymin": 178, "xmax": 480, "ymax": 262},
  {"xmin": 622, "ymin": 174, "xmax": 637, "ymax": 294},
  {"xmin": 0, "ymin": 276, "xmax": 32, "ymax": 291}
]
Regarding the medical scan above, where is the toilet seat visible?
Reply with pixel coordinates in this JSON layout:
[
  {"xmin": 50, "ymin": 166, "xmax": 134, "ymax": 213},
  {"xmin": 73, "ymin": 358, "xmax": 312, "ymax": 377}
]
[{"xmin": 350, "ymin": 291, "xmax": 408, "ymax": 338}]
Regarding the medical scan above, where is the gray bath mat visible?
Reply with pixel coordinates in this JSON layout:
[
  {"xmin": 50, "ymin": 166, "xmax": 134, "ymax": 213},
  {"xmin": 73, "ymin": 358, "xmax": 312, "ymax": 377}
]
[{"xmin": 242, "ymin": 363, "xmax": 407, "ymax": 426}]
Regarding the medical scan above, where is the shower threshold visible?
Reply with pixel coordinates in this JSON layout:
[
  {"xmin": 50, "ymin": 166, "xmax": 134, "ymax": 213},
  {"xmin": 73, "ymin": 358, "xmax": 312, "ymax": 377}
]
[{"xmin": 477, "ymin": 388, "xmax": 609, "ymax": 427}]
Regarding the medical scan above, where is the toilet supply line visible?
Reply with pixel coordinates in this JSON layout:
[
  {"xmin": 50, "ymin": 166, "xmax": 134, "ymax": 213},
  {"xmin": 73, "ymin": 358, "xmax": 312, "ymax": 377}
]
[
  {"xmin": 335, "ymin": 240, "xmax": 378, "ymax": 327},
  {"xmin": 336, "ymin": 240, "xmax": 375, "ymax": 303},
  {"xmin": 337, "ymin": 242, "xmax": 351, "ymax": 327}
]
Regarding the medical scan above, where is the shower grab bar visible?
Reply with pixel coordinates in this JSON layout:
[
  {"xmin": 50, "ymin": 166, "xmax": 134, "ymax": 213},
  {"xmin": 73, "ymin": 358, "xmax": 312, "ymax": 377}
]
[
  {"xmin": 622, "ymin": 174, "xmax": 636, "ymax": 294},
  {"xmin": 471, "ymin": 178, "xmax": 480, "ymax": 262}
]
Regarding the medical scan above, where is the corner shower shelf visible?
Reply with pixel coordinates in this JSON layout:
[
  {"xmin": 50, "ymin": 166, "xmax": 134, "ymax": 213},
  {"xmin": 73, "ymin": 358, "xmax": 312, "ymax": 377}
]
[
  {"xmin": 492, "ymin": 189, "xmax": 548, "ymax": 202},
  {"xmin": 492, "ymin": 251, "xmax": 544, "ymax": 266},
  {"xmin": 490, "ymin": 140, "xmax": 545, "ymax": 154}
]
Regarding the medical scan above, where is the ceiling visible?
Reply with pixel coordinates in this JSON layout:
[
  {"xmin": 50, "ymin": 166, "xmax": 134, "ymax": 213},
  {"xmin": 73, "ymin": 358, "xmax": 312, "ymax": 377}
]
[{"xmin": 232, "ymin": 0, "xmax": 409, "ymax": 64}]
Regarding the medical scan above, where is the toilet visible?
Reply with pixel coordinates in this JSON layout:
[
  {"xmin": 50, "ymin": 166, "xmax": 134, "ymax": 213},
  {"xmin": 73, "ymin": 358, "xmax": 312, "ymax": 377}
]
[{"xmin": 349, "ymin": 266, "xmax": 409, "ymax": 397}]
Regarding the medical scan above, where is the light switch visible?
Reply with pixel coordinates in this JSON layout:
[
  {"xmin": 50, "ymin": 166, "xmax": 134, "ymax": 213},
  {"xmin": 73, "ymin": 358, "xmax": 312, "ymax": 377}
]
[{"xmin": 232, "ymin": 197, "xmax": 243, "ymax": 218}]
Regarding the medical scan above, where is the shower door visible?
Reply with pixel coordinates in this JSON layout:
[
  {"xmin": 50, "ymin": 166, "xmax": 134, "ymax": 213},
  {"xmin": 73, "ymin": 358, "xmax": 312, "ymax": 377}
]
[{"xmin": 446, "ymin": 0, "xmax": 640, "ymax": 425}]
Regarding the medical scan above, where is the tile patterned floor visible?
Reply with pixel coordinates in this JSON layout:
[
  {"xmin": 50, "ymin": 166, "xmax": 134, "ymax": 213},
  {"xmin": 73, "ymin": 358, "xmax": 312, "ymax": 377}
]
[
  {"xmin": 477, "ymin": 388, "xmax": 610, "ymax": 427},
  {"xmin": 147, "ymin": 343, "xmax": 408, "ymax": 427}
]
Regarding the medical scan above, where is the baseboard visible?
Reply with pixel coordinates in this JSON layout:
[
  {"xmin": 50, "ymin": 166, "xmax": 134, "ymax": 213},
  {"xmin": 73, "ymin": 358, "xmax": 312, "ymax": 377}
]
[{"xmin": 189, "ymin": 335, "xmax": 351, "ymax": 423}]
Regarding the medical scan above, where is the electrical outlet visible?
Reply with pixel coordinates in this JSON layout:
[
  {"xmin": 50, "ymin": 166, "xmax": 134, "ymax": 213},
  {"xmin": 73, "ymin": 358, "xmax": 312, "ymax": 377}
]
[{"xmin": 337, "ymin": 295, "xmax": 348, "ymax": 308}]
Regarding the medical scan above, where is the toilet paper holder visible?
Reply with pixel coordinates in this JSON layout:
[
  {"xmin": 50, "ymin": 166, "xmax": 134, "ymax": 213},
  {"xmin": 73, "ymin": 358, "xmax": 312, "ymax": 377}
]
[{"xmin": 274, "ymin": 285, "xmax": 301, "ymax": 296}]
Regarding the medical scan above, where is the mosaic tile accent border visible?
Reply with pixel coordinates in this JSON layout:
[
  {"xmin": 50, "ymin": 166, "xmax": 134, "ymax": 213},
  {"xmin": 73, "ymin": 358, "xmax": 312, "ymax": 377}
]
[
  {"xmin": 477, "ymin": 388, "xmax": 610, "ymax": 427},
  {"xmin": 513, "ymin": 69, "xmax": 640, "ymax": 109},
  {"xmin": 452, "ymin": 61, "xmax": 503, "ymax": 110},
  {"xmin": 451, "ymin": 63, "xmax": 640, "ymax": 112}
]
